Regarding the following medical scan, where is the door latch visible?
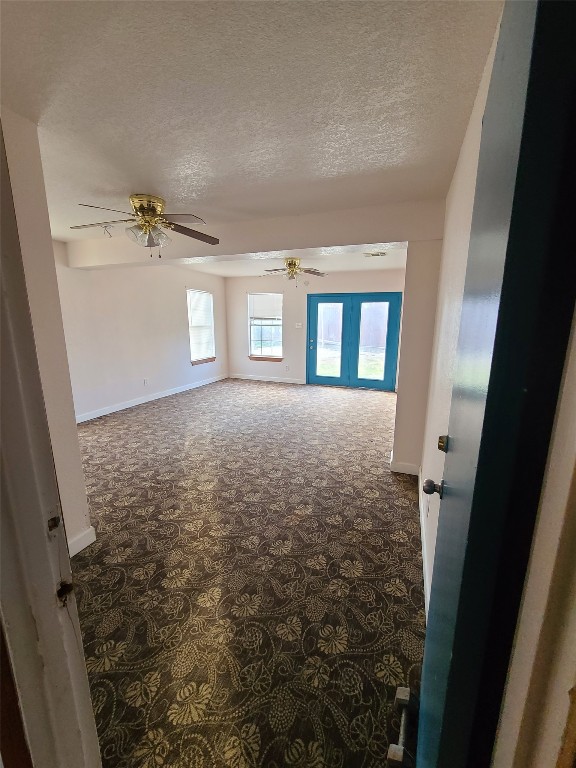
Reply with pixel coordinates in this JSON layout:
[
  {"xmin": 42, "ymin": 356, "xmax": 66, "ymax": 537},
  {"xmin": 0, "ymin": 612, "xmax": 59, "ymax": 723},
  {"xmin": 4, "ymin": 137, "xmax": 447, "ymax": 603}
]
[
  {"xmin": 56, "ymin": 581, "xmax": 74, "ymax": 606},
  {"xmin": 437, "ymin": 435, "xmax": 449, "ymax": 453},
  {"xmin": 47, "ymin": 515, "xmax": 61, "ymax": 531}
]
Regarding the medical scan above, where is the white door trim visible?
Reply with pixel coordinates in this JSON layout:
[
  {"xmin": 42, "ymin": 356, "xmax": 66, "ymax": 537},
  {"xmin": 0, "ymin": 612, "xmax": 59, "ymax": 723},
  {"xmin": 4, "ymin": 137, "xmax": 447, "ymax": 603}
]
[{"xmin": 1, "ymin": 127, "xmax": 101, "ymax": 768}]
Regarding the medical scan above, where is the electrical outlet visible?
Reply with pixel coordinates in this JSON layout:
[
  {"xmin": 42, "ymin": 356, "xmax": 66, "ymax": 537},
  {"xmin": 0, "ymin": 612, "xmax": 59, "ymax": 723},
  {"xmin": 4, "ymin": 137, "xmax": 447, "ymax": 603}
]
[
  {"xmin": 144, "ymin": 378, "xmax": 148, "ymax": 386},
  {"xmin": 285, "ymin": 365, "xmax": 290, "ymax": 371}
]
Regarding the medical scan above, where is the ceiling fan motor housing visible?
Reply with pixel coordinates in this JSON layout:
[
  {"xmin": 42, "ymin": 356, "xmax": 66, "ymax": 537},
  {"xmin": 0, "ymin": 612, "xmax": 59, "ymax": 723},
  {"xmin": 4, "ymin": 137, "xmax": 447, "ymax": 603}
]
[
  {"xmin": 129, "ymin": 194, "xmax": 166, "ymax": 217},
  {"xmin": 128, "ymin": 194, "xmax": 174, "ymax": 238},
  {"xmin": 285, "ymin": 258, "xmax": 300, "ymax": 279}
]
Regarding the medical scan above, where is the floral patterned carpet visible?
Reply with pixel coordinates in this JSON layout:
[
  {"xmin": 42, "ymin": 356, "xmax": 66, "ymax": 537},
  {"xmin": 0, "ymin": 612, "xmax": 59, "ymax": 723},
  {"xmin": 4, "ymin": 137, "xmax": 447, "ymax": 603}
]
[{"xmin": 72, "ymin": 380, "xmax": 425, "ymax": 768}]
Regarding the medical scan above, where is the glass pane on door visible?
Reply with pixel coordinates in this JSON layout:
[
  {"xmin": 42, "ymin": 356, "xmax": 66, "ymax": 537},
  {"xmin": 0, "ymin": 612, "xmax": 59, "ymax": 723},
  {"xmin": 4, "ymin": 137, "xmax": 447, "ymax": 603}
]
[
  {"xmin": 316, "ymin": 302, "xmax": 343, "ymax": 377},
  {"xmin": 357, "ymin": 302, "xmax": 389, "ymax": 380}
]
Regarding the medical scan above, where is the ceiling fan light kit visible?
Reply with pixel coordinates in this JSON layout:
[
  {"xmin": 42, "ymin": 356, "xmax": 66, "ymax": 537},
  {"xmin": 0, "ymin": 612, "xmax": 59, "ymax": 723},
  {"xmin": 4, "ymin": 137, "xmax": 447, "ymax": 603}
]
[
  {"xmin": 126, "ymin": 223, "xmax": 171, "ymax": 249},
  {"xmin": 70, "ymin": 194, "xmax": 219, "ymax": 252}
]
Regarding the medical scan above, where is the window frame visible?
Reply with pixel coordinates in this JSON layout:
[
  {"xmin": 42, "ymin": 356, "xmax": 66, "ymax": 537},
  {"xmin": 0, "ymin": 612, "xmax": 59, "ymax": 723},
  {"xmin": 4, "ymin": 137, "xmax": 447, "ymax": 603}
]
[
  {"xmin": 247, "ymin": 293, "xmax": 283, "ymax": 361},
  {"xmin": 186, "ymin": 289, "xmax": 216, "ymax": 365}
]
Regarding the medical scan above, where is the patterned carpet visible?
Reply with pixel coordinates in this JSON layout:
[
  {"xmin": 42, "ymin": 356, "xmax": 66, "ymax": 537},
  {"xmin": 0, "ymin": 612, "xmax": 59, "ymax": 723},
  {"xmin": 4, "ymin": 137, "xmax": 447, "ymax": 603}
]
[{"xmin": 72, "ymin": 380, "xmax": 425, "ymax": 768}]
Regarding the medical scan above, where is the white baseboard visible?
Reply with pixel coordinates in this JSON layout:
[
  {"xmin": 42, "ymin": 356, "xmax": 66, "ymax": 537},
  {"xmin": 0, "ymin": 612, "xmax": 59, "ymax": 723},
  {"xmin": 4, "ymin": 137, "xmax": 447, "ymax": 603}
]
[
  {"xmin": 68, "ymin": 525, "xmax": 96, "ymax": 557},
  {"xmin": 418, "ymin": 467, "xmax": 431, "ymax": 616},
  {"xmin": 76, "ymin": 376, "xmax": 226, "ymax": 423},
  {"xmin": 229, "ymin": 374, "xmax": 307, "ymax": 385},
  {"xmin": 390, "ymin": 459, "xmax": 419, "ymax": 475}
]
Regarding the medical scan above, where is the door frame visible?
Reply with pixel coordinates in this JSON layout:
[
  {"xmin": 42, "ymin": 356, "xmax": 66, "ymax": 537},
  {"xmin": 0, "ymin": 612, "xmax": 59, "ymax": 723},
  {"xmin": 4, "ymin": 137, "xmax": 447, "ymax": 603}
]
[
  {"xmin": 306, "ymin": 292, "xmax": 402, "ymax": 390},
  {"xmin": 1, "ymin": 129, "xmax": 102, "ymax": 766},
  {"xmin": 1, "ymin": 3, "xmax": 574, "ymax": 766}
]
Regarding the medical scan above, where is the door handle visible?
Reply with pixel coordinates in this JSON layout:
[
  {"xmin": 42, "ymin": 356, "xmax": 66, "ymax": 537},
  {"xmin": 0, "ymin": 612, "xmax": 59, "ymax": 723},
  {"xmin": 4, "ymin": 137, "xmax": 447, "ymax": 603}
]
[{"xmin": 423, "ymin": 478, "xmax": 444, "ymax": 498}]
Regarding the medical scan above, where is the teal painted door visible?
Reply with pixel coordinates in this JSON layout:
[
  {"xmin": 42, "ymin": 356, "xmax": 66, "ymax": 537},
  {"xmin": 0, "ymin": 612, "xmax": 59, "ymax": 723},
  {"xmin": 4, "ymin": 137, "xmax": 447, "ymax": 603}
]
[
  {"xmin": 418, "ymin": 2, "xmax": 576, "ymax": 766},
  {"xmin": 306, "ymin": 293, "xmax": 402, "ymax": 390}
]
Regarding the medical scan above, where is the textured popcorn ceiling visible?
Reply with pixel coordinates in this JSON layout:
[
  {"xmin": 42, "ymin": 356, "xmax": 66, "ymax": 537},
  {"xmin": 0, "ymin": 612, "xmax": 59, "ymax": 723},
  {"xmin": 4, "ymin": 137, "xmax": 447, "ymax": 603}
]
[{"xmin": 1, "ymin": 1, "xmax": 501, "ymax": 243}]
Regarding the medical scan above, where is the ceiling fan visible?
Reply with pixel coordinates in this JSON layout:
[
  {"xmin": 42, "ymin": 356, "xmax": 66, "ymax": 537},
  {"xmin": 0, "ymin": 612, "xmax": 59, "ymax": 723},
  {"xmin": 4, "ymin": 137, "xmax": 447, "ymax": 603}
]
[
  {"xmin": 70, "ymin": 194, "xmax": 219, "ymax": 249},
  {"xmin": 264, "ymin": 257, "xmax": 326, "ymax": 280}
]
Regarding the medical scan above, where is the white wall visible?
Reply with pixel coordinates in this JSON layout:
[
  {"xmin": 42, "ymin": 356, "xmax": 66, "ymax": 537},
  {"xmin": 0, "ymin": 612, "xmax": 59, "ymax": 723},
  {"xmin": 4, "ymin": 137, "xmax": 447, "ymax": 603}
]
[
  {"xmin": 2, "ymin": 108, "xmax": 95, "ymax": 557},
  {"xmin": 225, "ymin": 270, "xmax": 405, "ymax": 384},
  {"xmin": 55, "ymin": 247, "xmax": 228, "ymax": 421},
  {"xmin": 391, "ymin": 240, "xmax": 442, "ymax": 475},
  {"xmin": 419, "ymin": 34, "xmax": 498, "ymax": 603}
]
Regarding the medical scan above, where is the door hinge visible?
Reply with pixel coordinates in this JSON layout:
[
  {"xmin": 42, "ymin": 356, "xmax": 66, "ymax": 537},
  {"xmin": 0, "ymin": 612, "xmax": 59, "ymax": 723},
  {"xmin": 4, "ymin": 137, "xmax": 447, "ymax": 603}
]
[{"xmin": 56, "ymin": 581, "xmax": 74, "ymax": 606}]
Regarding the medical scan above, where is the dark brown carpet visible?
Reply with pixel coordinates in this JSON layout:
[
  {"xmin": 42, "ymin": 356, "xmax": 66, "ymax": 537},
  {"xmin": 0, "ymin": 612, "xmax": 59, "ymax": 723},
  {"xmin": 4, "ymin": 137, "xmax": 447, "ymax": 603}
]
[{"xmin": 72, "ymin": 379, "xmax": 425, "ymax": 768}]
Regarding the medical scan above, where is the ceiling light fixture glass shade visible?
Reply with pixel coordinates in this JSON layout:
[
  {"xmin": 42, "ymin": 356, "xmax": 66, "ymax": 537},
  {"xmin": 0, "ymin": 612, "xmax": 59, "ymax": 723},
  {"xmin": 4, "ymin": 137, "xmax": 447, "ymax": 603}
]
[{"xmin": 126, "ymin": 224, "xmax": 172, "ymax": 248}]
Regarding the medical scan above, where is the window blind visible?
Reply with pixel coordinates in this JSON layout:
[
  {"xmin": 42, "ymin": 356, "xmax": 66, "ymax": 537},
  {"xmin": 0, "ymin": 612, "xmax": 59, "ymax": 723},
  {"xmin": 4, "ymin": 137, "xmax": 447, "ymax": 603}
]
[
  {"xmin": 187, "ymin": 290, "xmax": 215, "ymax": 362},
  {"xmin": 248, "ymin": 292, "xmax": 283, "ymax": 319}
]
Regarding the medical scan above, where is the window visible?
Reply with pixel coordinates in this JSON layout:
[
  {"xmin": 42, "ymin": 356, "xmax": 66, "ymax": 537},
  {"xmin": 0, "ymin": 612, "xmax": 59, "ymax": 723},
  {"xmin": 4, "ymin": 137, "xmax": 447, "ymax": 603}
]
[
  {"xmin": 187, "ymin": 290, "xmax": 215, "ymax": 364},
  {"xmin": 248, "ymin": 293, "xmax": 283, "ymax": 359}
]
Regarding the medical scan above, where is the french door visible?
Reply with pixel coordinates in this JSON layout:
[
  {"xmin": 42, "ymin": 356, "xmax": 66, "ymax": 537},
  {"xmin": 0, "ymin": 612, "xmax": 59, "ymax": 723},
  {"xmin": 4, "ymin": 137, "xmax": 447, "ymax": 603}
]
[{"xmin": 306, "ymin": 292, "xmax": 402, "ymax": 390}]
